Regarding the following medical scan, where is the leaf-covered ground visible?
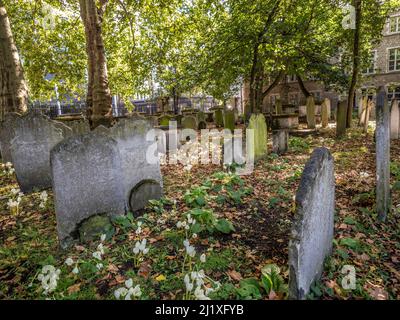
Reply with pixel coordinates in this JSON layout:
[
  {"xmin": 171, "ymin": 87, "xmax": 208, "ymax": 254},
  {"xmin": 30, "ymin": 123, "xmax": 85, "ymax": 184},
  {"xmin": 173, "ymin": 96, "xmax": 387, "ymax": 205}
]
[{"xmin": 0, "ymin": 125, "xmax": 399, "ymax": 300}]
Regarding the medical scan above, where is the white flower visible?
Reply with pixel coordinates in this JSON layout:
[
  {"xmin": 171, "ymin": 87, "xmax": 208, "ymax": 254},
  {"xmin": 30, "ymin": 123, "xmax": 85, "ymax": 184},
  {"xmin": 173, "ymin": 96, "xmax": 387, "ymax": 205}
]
[
  {"xmin": 72, "ymin": 266, "xmax": 80, "ymax": 274},
  {"xmin": 139, "ymin": 239, "xmax": 147, "ymax": 251},
  {"xmin": 114, "ymin": 287, "xmax": 128, "ymax": 299},
  {"xmin": 177, "ymin": 221, "xmax": 182, "ymax": 228},
  {"xmin": 8, "ymin": 168, "xmax": 15, "ymax": 174},
  {"xmin": 39, "ymin": 202, "xmax": 45, "ymax": 209},
  {"xmin": 40, "ymin": 191, "xmax": 48, "ymax": 201},
  {"xmin": 38, "ymin": 265, "xmax": 61, "ymax": 295},
  {"xmin": 183, "ymin": 239, "xmax": 190, "ymax": 248},
  {"xmin": 7, "ymin": 199, "xmax": 18, "ymax": 208},
  {"xmin": 184, "ymin": 274, "xmax": 193, "ymax": 292},
  {"xmin": 360, "ymin": 172, "xmax": 370, "ymax": 178},
  {"xmin": 200, "ymin": 254, "xmax": 206, "ymax": 263},
  {"xmin": 65, "ymin": 258, "xmax": 74, "ymax": 266},
  {"xmin": 194, "ymin": 286, "xmax": 210, "ymax": 300},
  {"xmin": 11, "ymin": 188, "xmax": 20, "ymax": 195},
  {"xmin": 186, "ymin": 245, "xmax": 196, "ymax": 258},
  {"xmin": 97, "ymin": 243, "xmax": 105, "ymax": 255},
  {"xmin": 185, "ymin": 224, "xmax": 190, "ymax": 230},
  {"xmin": 96, "ymin": 263, "xmax": 103, "ymax": 270},
  {"xmin": 125, "ymin": 278, "xmax": 133, "ymax": 288},
  {"xmin": 5, "ymin": 162, "xmax": 12, "ymax": 168},
  {"xmin": 192, "ymin": 233, "xmax": 198, "ymax": 239},
  {"xmin": 130, "ymin": 285, "xmax": 142, "ymax": 297},
  {"xmin": 92, "ymin": 251, "xmax": 102, "ymax": 260},
  {"xmin": 100, "ymin": 234, "xmax": 106, "ymax": 242}
]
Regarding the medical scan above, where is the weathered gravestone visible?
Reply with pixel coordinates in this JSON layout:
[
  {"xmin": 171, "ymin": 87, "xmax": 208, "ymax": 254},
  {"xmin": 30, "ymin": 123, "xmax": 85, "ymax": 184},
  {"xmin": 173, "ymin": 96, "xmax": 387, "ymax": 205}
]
[
  {"xmin": 98, "ymin": 119, "xmax": 163, "ymax": 213},
  {"xmin": 182, "ymin": 115, "xmax": 198, "ymax": 130},
  {"xmin": 248, "ymin": 113, "xmax": 267, "ymax": 161},
  {"xmin": 321, "ymin": 98, "xmax": 330, "ymax": 128},
  {"xmin": 272, "ymin": 130, "xmax": 288, "ymax": 154},
  {"xmin": 11, "ymin": 113, "xmax": 72, "ymax": 193},
  {"xmin": 375, "ymin": 87, "xmax": 390, "ymax": 222},
  {"xmin": 223, "ymin": 110, "xmax": 235, "ymax": 133},
  {"xmin": 336, "ymin": 100, "xmax": 347, "ymax": 138},
  {"xmin": 306, "ymin": 96, "xmax": 316, "ymax": 129},
  {"xmin": 289, "ymin": 147, "xmax": 335, "ymax": 299},
  {"xmin": 390, "ymin": 99, "xmax": 399, "ymax": 139},
  {"xmin": 213, "ymin": 108, "xmax": 224, "ymax": 127},
  {"xmin": 0, "ymin": 112, "xmax": 20, "ymax": 163},
  {"xmin": 51, "ymin": 132, "xmax": 125, "ymax": 248}
]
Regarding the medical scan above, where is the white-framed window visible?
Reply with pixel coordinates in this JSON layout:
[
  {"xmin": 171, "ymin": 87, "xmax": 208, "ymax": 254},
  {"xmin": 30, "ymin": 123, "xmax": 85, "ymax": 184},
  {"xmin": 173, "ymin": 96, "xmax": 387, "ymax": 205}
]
[
  {"xmin": 388, "ymin": 86, "xmax": 400, "ymax": 102},
  {"xmin": 389, "ymin": 15, "xmax": 400, "ymax": 34},
  {"xmin": 270, "ymin": 94, "xmax": 280, "ymax": 105},
  {"xmin": 362, "ymin": 50, "xmax": 377, "ymax": 74},
  {"xmin": 388, "ymin": 47, "xmax": 400, "ymax": 72}
]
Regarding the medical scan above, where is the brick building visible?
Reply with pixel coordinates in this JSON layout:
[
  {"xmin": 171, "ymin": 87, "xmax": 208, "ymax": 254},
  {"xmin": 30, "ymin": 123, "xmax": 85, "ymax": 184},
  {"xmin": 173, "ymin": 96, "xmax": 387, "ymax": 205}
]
[{"xmin": 241, "ymin": 10, "xmax": 400, "ymax": 115}]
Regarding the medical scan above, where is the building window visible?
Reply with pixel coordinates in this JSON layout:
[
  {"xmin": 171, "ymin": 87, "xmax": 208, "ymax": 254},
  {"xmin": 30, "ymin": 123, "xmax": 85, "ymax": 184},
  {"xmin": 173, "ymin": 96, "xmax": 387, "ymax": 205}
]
[
  {"xmin": 388, "ymin": 86, "xmax": 400, "ymax": 101},
  {"xmin": 362, "ymin": 51, "xmax": 376, "ymax": 74},
  {"xmin": 288, "ymin": 93, "xmax": 299, "ymax": 105},
  {"xmin": 388, "ymin": 48, "xmax": 400, "ymax": 71},
  {"xmin": 287, "ymin": 75, "xmax": 296, "ymax": 82},
  {"xmin": 389, "ymin": 15, "xmax": 400, "ymax": 33},
  {"xmin": 270, "ymin": 94, "xmax": 280, "ymax": 105}
]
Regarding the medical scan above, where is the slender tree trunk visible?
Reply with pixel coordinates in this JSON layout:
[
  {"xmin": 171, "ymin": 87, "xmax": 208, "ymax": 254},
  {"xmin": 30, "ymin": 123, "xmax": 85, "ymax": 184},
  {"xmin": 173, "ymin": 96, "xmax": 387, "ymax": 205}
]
[
  {"xmin": 262, "ymin": 70, "xmax": 284, "ymax": 99},
  {"xmin": 0, "ymin": 1, "xmax": 28, "ymax": 119},
  {"xmin": 296, "ymin": 74, "xmax": 311, "ymax": 98},
  {"xmin": 347, "ymin": 0, "xmax": 362, "ymax": 128},
  {"xmin": 249, "ymin": 44, "xmax": 259, "ymax": 114},
  {"xmin": 79, "ymin": 0, "xmax": 112, "ymax": 128}
]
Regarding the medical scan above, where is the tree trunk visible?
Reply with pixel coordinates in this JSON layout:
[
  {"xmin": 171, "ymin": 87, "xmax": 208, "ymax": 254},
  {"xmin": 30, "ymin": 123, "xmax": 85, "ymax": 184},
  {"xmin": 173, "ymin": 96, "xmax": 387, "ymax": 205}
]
[
  {"xmin": 79, "ymin": 0, "xmax": 112, "ymax": 128},
  {"xmin": 347, "ymin": 0, "xmax": 362, "ymax": 128},
  {"xmin": 296, "ymin": 74, "xmax": 311, "ymax": 98},
  {"xmin": 0, "ymin": 0, "xmax": 28, "ymax": 119}
]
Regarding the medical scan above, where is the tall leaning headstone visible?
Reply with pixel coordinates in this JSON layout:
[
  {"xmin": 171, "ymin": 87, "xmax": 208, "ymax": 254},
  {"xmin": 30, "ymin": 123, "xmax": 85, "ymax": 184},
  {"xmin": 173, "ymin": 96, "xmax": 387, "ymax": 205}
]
[
  {"xmin": 336, "ymin": 100, "xmax": 347, "ymax": 138},
  {"xmin": 390, "ymin": 99, "xmax": 399, "ymax": 139},
  {"xmin": 321, "ymin": 98, "xmax": 329, "ymax": 128},
  {"xmin": 306, "ymin": 96, "xmax": 316, "ymax": 129},
  {"xmin": 51, "ymin": 132, "xmax": 126, "ymax": 248},
  {"xmin": 289, "ymin": 147, "xmax": 335, "ymax": 299},
  {"xmin": 375, "ymin": 87, "xmax": 390, "ymax": 222},
  {"xmin": 10, "ymin": 113, "xmax": 72, "ymax": 192}
]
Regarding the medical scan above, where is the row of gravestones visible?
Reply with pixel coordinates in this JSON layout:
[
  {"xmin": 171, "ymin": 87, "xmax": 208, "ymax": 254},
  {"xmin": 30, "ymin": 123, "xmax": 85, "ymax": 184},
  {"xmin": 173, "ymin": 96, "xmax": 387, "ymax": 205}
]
[{"xmin": 0, "ymin": 113, "xmax": 162, "ymax": 248}]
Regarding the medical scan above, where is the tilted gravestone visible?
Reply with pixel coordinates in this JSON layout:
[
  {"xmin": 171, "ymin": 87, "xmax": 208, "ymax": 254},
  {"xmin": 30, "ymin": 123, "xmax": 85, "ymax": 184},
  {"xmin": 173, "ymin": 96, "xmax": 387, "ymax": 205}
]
[
  {"xmin": 306, "ymin": 96, "xmax": 316, "ymax": 129},
  {"xmin": 51, "ymin": 132, "xmax": 125, "ymax": 248},
  {"xmin": 10, "ymin": 113, "xmax": 72, "ymax": 193},
  {"xmin": 248, "ymin": 113, "xmax": 267, "ymax": 161},
  {"xmin": 376, "ymin": 87, "xmax": 390, "ymax": 222},
  {"xmin": 0, "ymin": 112, "xmax": 20, "ymax": 163},
  {"xmin": 272, "ymin": 130, "xmax": 288, "ymax": 154},
  {"xmin": 390, "ymin": 99, "xmax": 399, "ymax": 139},
  {"xmin": 100, "ymin": 118, "xmax": 163, "ymax": 212},
  {"xmin": 289, "ymin": 147, "xmax": 335, "ymax": 299}
]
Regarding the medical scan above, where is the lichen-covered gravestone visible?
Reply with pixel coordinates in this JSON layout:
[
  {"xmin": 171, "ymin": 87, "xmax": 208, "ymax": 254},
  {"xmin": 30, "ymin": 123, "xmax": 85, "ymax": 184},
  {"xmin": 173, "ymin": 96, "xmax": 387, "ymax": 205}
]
[
  {"xmin": 0, "ymin": 112, "xmax": 20, "ymax": 163},
  {"xmin": 390, "ymin": 99, "xmax": 399, "ymax": 139},
  {"xmin": 336, "ymin": 100, "xmax": 347, "ymax": 138},
  {"xmin": 51, "ymin": 132, "xmax": 126, "ymax": 248},
  {"xmin": 182, "ymin": 115, "xmax": 198, "ymax": 130},
  {"xmin": 321, "ymin": 98, "xmax": 329, "ymax": 128},
  {"xmin": 214, "ymin": 108, "xmax": 224, "ymax": 127},
  {"xmin": 10, "ymin": 113, "xmax": 72, "ymax": 193},
  {"xmin": 375, "ymin": 87, "xmax": 390, "ymax": 222},
  {"xmin": 306, "ymin": 96, "xmax": 316, "ymax": 129},
  {"xmin": 223, "ymin": 110, "xmax": 235, "ymax": 133},
  {"xmin": 248, "ymin": 113, "xmax": 267, "ymax": 161},
  {"xmin": 104, "ymin": 119, "xmax": 163, "ymax": 213},
  {"xmin": 65, "ymin": 119, "xmax": 90, "ymax": 135},
  {"xmin": 289, "ymin": 147, "xmax": 335, "ymax": 299}
]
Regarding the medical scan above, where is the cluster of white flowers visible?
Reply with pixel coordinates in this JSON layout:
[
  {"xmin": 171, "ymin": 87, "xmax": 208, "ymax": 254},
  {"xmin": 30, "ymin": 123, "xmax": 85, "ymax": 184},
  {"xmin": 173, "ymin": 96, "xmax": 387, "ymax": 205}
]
[
  {"xmin": 38, "ymin": 265, "xmax": 61, "ymax": 295},
  {"xmin": 135, "ymin": 221, "xmax": 143, "ymax": 235},
  {"xmin": 2, "ymin": 162, "xmax": 15, "ymax": 175},
  {"xmin": 133, "ymin": 239, "xmax": 149, "ymax": 255},
  {"xmin": 39, "ymin": 191, "xmax": 48, "ymax": 208},
  {"xmin": 7, "ymin": 188, "xmax": 23, "ymax": 214},
  {"xmin": 65, "ymin": 257, "xmax": 80, "ymax": 274},
  {"xmin": 183, "ymin": 239, "xmax": 196, "ymax": 258},
  {"xmin": 114, "ymin": 279, "xmax": 142, "ymax": 300},
  {"xmin": 92, "ymin": 242, "xmax": 105, "ymax": 260},
  {"xmin": 184, "ymin": 269, "xmax": 219, "ymax": 300},
  {"xmin": 177, "ymin": 213, "xmax": 196, "ymax": 230}
]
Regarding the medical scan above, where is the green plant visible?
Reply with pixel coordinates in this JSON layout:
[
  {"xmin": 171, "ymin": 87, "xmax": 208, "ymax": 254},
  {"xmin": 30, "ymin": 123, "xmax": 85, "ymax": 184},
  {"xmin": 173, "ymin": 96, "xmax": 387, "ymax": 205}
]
[
  {"xmin": 188, "ymin": 208, "xmax": 235, "ymax": 235},
  {"xmin": 288, "ymin": 137, "xmax": 310, "ymax": 153},
  {"xmin": 184, "ymin": 186, "xmax": 209, "ymax": 208}
]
